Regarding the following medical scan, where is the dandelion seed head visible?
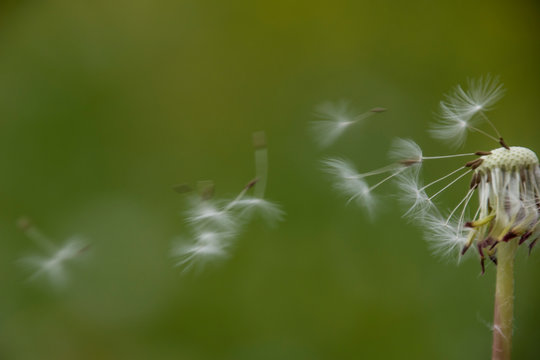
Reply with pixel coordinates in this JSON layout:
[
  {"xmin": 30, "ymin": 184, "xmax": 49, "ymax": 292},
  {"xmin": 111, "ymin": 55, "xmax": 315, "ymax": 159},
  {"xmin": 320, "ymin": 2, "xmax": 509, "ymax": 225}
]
[
  {"xmin": 471, "ymin": 147, "xmax": 539, "ymax": 231},
  {"xmin": 315, "ymin": 76, "xmax": 538, "ymax": 271},
  {"xmin": 422, "ymin": 145, "xmax": 540, "ymax": 265},
  {"xmin": 476, "ymin": 146, "xmax": 538, "ymax": 172}
]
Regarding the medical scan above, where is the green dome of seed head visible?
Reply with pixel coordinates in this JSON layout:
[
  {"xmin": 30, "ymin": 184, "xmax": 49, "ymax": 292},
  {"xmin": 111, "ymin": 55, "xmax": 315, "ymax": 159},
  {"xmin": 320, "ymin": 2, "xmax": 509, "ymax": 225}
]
[{"xmin": 477, "ymin": 147, "xmax": 538, "ymax": 172}]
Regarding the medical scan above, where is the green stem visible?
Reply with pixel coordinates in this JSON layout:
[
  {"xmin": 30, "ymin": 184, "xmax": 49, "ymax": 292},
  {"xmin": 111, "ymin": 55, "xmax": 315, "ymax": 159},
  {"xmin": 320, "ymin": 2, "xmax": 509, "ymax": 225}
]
[{"xmin": 492, "ymin": 239, "xmax": 518, "ymax": 360}]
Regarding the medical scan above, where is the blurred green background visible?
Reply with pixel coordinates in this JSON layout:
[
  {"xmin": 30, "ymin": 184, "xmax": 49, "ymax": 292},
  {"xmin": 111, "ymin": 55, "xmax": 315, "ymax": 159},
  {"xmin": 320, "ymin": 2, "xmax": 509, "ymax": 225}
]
[{"xmin": 1, "ymin": 0, "xmax": 539, "ymax": 359}]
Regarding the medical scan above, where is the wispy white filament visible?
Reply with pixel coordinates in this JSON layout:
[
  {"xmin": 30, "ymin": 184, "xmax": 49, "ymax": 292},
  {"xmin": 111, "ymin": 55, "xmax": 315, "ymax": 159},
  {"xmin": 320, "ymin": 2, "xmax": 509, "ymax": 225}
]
[
  {"xmin": 445, "ymin": 189, "xmax": 475, "ymax": 225},
  {"xmin": 175, "ymin": 193, "xmax": 283, "ymax": 272},
  {"xmin": 430, "ymin": 75, "xmax": 505, "ymax": 147},
  {"xmin": 20, "ymin": 235, "xmax": 88, "ymax": 287},
  {"xmin": 449, "ymin": 75, "xmax": 505, "ymax": 117},
  {"xmin": 388, "ymin": 138, "xmax": 422, "ymax": 163},
  {"xmin": 173, "ymin": 133, "xmax": 283, "ymax": 273},
  {"xmin": 228, "ymin": 197, "xmax": 285, "ymax": 227},
  {"xmin": 420, "ymin": 166, "xmax": 467, "ymax": 192},
  {"xmin": 311, "ymin": 101, "xmax": 376, "ymax": 148},
  {"xmin": 171, "ymin": 232, "xmax": 231, "ymax": 272},
  {"xmin": 428, "ymin": 169, "xmax": 472, "ymax": 201},
  {"xmin": 315, "ymin": 76, "xmax": 540, "ymax": 266},
  {"xmin": 395, "ymin": 166, "xmax": 433, "ymax": 218},
  {"xmin": 423, "ymin": 212, "xmax": 470, "ymax": 257},
  {"xmin": 321, "ymin": 158, "xmax": 376, "ymax": 215}
]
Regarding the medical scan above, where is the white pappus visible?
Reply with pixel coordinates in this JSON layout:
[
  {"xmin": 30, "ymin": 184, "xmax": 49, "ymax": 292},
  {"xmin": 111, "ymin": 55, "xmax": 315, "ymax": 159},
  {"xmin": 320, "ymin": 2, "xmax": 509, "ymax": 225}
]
[
  {"xmin": 171, "ymin": 132, "xmax": 284, "ymax": 273},
  {"xmin": 316, "ymin": 76, "xmax": 539, "ymax": 273}
]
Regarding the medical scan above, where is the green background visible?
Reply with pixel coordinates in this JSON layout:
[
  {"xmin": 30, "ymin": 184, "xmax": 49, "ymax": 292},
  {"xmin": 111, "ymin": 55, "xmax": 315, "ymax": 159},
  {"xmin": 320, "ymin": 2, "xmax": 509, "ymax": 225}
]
[{"xmin": 1, "ymin": 1, "xmax": 539, "ymax": 359}]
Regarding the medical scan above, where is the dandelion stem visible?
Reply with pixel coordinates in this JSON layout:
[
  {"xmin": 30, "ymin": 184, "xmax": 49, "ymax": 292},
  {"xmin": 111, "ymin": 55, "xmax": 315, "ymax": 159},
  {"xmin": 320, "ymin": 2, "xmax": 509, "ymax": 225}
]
[{"xmin": 492, "ymin": 239, "xmax": 517, "ymax": 360}]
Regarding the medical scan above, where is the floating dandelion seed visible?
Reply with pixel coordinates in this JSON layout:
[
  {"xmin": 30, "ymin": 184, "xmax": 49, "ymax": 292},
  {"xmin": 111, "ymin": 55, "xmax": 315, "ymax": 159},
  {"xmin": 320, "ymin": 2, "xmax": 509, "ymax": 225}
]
[
  {"xmin": 422, "ymin": 212, "xmax": 471, "ymax": 258},
  {"xmin": 315, "ymin": 76, "xmax": 538, "ymax": 360},
  {"xmin": 430, "ymin": 75, "xmax": 506, "ymax": 148},
  {"xmin": 17, "ymin": 218, "xmax": 89, "ymax": 288},
  {"xmin": 394, "ymin": 164, "xmax": 433, "ymax": 219},
  {"xmin": 185, "ymin": 198, "xmax": 238, "ymax": 232},
  {"xmin": 311, "ymin": 100, "xmax": 386, "ymax": 148},
  {"xmin": 227, "ymin": 197, "xmax": 285, "ymax": 227},
  {"xmin": 171, "ymin": 231, "xmax": 233, "ymax": 272},
  {"xmin": 321, "ymin": 158, "xmax": 377, "ymax": 216},
  {"xmin": 171, "ymin": 132, "xmax": 284, "ymax": 273}
]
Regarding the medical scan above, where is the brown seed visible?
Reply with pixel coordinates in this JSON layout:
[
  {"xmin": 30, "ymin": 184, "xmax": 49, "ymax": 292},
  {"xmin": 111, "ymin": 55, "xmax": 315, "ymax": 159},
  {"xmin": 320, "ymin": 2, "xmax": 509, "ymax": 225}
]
[
  {"xmin": 172, "ymin": 184, "xmax": 193, "ymax": 194},
  {"xmin": 464, "ymin": 158, "xmax": 484, "ymax": 170},
  {"xmin": 469, "ymin": 173, "xmax": 479, "ymax": 189},
  {"xmin": 502, "ymin": 231, "xmax": 518, "ymax": 242},
  {"xmin": 465, "ymin": 159, "xmax": 482, "ymax": 168},
  {"xmin": 17, "ymin": 217, "xmax": 32, "ymax": 231},
  {"xmin": 475, "ymin": 151, "xmax": 492, "ymax": 156},
  {"xmin": 499, "ymin": 137, "xmax": 510, "ymax": 150},
  {"xmin": 399, "ymin": 159, "xmax": 421, "ymax": 166},
  {"xmin": 519, "ymin": 231, "xmax": 532, "ymax": 245},
  {"xmin": 520, "ymin": 168, "xmax": 527, "ymax": 183},
  {"xmin": 252, "ymin": 131, "xmax": 267, "ymax": 149},
  {"xmin": 245, "ymin": 178, "xmax": 259, "ymax": 190}
]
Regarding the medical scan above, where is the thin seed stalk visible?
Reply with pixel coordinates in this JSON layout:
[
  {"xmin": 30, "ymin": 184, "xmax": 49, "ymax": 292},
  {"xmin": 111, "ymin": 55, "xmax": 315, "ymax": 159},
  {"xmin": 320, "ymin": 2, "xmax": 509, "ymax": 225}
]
[{"xmin": 492, "ymin": 239, "xmax": 518, "ymax": 360}]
